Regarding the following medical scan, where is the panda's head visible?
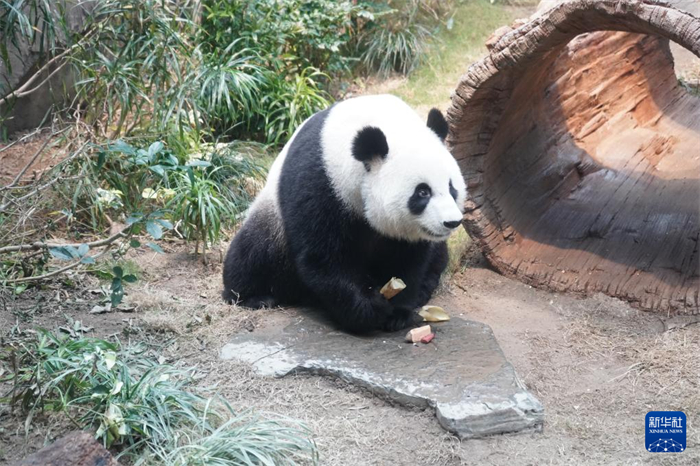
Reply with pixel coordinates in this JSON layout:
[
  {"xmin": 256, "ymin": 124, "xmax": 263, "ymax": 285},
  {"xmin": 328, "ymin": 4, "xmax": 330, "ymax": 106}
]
[{"xmin": 351, "ymin": 108, "xmax": 467, "ymax": 242}]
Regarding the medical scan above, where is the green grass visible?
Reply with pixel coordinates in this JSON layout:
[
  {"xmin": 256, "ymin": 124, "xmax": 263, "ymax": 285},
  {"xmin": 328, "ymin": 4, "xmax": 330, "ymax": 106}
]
[
  {"xmin": 1, "ymin": 330, "xmax": 318, "ymax": 465},
  {"xmin": 394, "ymin": 1, "xmax": 518, "ymax": 108},
  {"xmin": 446, "ymin": 227, "xmax": 472, "ymax": 276}
]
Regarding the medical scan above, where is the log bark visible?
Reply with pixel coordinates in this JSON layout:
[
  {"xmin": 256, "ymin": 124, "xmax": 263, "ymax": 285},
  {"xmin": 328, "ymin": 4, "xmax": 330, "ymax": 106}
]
[
  {"xmin": 447, "ymin": 0, "xmax": 700, "ymax": 314},
  {"xmin": 12, "ymin": 431, "xmax": 120, "ymax": 466}
]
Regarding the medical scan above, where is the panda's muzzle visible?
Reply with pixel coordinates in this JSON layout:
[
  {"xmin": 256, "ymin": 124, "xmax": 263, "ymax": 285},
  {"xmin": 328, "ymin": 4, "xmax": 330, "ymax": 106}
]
[{"xmin": 420, "ymin": 226, "xmax": 451, "ymax": 240}]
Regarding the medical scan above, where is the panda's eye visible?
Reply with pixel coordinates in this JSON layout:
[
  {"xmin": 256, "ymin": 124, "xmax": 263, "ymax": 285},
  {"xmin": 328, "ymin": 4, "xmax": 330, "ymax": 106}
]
[
  {"xmin": 409, "ymin": 183, "xmax": 432, "ymax": 215},
  {"xmin": 415, "ymin": 184, "xmax": 431, "ymax": 198}
]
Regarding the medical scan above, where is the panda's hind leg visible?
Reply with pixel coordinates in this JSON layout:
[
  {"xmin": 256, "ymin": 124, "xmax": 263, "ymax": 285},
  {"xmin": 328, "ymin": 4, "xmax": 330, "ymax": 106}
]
[{"xmin": 222, "ymin": 206, "xmax": 287, "ymax": 307}]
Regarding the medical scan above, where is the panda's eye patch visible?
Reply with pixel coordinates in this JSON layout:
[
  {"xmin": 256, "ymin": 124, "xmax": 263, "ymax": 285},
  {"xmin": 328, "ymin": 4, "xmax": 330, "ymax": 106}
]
[{"xmin": 408, "ymin": 183, "xmax": 432, "ymax": 215}]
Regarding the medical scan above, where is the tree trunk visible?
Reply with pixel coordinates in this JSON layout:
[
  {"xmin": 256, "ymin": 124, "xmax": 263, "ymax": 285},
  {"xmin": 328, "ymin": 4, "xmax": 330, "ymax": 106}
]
[
  {"xmin": 12, "ymin": 431, "xmax": 120, "ymax": 466},
  {"xmin": 447, "ymin": 0, "xmax": 700, "ymax": 314}
]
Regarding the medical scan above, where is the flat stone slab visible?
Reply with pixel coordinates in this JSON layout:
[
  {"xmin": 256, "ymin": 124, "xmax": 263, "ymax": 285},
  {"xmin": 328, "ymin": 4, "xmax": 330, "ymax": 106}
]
[{"xmin": 220, "ymin": 313, "xmax": 544, "ymax": 439}]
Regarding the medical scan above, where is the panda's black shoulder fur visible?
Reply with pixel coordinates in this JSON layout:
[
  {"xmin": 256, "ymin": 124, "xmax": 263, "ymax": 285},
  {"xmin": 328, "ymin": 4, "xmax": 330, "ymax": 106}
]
[{"xmin": 222, "ymin": 105, "xmax": 449, "ymax": 334}]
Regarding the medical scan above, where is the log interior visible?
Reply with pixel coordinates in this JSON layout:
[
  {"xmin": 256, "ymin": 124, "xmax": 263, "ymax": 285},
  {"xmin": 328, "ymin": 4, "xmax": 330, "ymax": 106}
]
[{"xmin": 448, "ymin": 0, "xmax": 700, "ymax": 313}]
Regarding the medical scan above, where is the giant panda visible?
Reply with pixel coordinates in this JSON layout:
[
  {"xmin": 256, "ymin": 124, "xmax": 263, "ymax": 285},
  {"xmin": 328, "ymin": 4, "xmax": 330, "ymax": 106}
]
[{"xmin": 222, "ymin": 94, "xmax": 467, "ymax": 333}]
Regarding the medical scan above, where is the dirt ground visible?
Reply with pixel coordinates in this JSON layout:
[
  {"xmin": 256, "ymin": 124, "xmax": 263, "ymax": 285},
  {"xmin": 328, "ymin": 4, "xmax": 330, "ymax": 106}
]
[
  {"xmin": 1, "ymin": 238, "xmax": 698, "ymax": 465},
  {"xmin": 0, "ymin": 129, "xmax": 64, "ymax": 186}
]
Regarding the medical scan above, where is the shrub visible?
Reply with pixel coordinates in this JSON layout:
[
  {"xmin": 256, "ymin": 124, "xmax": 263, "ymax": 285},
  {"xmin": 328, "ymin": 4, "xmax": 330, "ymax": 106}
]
[
  {"xmin": 199, "ymin": 0, "xmax": 349, "ymax": 143},
  {"xmin": 89, "ymin": 140, "xmax": 266, "ymax": 249},
  {"xmin": 263, "ymin": 68, "xmax": 330, "ymax": 145},
  {"xmin": 358, "ymin": 0, "xmax": 444, "ymax": 77},
  {"xmin": 171, "ymin": 167, "xmax": 232, "ymax": 253},
  {"xmin": 70, "ymin": 0, "xmax": 200, "ymax": 137},
  {"xmin": 200, "ymin": 0, "xmax": 359, "ymax": 76},
  {"xmin": 360, "ymin": 19, "xmax": 431, "ymax": 77}
]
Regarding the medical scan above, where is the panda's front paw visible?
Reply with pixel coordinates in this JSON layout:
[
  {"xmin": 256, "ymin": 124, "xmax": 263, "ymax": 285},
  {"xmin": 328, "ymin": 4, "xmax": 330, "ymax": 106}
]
[
  {"xmin": 382, "ymin": 307, "xmax": 420, "ymax": 332},
  {"xmin": 369, "ymin": 291, "xmax": 394, "ymax": 314}
]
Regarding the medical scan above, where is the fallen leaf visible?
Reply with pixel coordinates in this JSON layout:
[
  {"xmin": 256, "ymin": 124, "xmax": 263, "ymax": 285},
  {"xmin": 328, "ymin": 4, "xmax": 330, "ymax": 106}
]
[
  {"xmin": 90, "ymin": 303, "xmax": 113, "ymax": 314},
  {"xmin": 419, "ymin": 305, "xmax": 450, "ymax": 322},
  {"xmin": 110, "ymin": 381, "xmax": 123, "ymax": 395},
  {"xmin": 115, "ymin": 303, "xmax": 136, "ymax": 312},
  {"xmin": 58, "ymin": 326, "xmax": 75, "ymax": 337},
  {"xmin": 104, "ymin": 351, "xmax": 117, "ymax": 370}
]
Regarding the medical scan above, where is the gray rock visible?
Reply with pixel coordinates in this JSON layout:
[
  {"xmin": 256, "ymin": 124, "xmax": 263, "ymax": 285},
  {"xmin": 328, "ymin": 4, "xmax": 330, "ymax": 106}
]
[{"xmin": 220, "ymin": 312, "xmax": 544, "ymax": 439}]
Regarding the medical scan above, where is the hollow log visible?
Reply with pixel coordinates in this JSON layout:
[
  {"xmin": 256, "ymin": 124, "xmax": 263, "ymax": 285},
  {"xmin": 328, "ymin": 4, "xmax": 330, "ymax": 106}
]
[
  {"xmin": 447, "ymin": 0, "xmax": 700, "ymax": 314},
  {"xmin": 12, "ymin": 431, "xmax": 120, "ymax": 466}
]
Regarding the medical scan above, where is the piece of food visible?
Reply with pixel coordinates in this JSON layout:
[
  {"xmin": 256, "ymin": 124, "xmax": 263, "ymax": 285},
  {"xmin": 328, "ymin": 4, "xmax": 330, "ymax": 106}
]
[
  {"xmin": 419, "ymin": 305, "xmax": 450, "ymax": 322},
  {"xmin": 380, "ymin": 277, "xmax": 406, "ymax": 299},
  {"xmin": 405, "ymin": 325, "xmax": 432, "ymax": 343},
  {"xmin": 420, "ymin": 333, "xmax": 435, "ymax": 344}
]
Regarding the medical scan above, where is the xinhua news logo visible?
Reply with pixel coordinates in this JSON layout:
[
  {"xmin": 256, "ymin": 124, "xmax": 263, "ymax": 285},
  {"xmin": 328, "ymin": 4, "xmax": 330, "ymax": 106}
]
[{"xmin": 646, "ymin": 411, "xmax": 686, "ymax": 453}]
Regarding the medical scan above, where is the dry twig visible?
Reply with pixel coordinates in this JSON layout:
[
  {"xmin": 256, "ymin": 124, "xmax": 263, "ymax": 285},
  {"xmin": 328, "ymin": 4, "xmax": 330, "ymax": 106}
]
[
  {"xmin": 0, "ymin": 227, "xmax": 129, "ymax": 255},
  {"xmin": 4, "ymin": 246, "xmax": 113, "ymax": 284}
]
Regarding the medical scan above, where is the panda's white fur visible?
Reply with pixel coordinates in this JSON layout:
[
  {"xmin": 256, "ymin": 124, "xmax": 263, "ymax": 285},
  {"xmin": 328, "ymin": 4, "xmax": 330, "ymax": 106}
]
[{"xmin": 223, "ymin": 94, "xmax": 467, "ymax": 333}]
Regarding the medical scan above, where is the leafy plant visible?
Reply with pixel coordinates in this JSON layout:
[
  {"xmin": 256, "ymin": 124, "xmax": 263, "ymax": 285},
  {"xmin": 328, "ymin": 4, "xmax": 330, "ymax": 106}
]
[
  {"xmin": 359, "ymin": 1, "xmax": 434, "ymax": 77},
  {"xmin": 170, "ymin": 166, "xmax": 234, "ymax": 260},
  {"xmin": 205, "ymin": 143, "xmax": 267, "ymax": 208},
  {"xmin": 199, "ymin": 0, "xmax": 366, "ymax": 143},
  {"xmin": 200, "ymin": 0, "xmax": 359, "ymax": 75},
  {"xmin": 1, "ymin": 330, "xmax": 319, "ymax": 464},
  {"xmin": 192, "ymin": 42, "xmax": 266, "ymax": 138},
  {"xmin": 2, "ymin": 0, "xmax": 450, "ymax": 146},
  {"xmin": 92, "ymin": 139, "xmax": 263, "ymax": 259},
  {"xmin": 79, "ymin": 140, "xmax": 263, "ymax": 247},
  {"xmin": 263, "ymin": 68, "xmax": 330, "ymax": 145},
  {"xmin": 69, "ymin": 0, "xmax": 345, "ymax": 142},
  {"xmin": 71, "ymin": 0, "xmax": 201, "ymax": 137},
  {"xmin": 108, "ymin": 265, "xmax": 137, "ymax": 306},
  {"xmin": 49, "ymin": 243, "xmax": 96, "ymax": 265}
]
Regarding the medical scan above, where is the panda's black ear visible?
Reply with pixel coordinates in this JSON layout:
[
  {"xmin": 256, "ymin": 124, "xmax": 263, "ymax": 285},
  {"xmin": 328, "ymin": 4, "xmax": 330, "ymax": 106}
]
[
  {"xmin": 427, "ymin": 108, "xmax": 449, "ymax": 142},
  {"xmin": 352, "ymin": 126, "xmax": 388, "ymax": 165}
]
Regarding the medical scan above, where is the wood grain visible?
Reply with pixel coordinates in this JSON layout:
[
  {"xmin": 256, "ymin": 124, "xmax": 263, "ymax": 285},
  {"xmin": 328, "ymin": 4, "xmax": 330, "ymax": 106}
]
[{"xmin": 447, "ymin": 0, "xmax": 700, "ymax": 314}]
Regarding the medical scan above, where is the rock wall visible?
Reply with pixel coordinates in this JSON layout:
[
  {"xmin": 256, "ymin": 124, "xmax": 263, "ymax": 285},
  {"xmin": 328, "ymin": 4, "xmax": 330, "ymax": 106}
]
[{"xmin": 0, "ymin": 1, "xmax": 93, "ymax": 135}]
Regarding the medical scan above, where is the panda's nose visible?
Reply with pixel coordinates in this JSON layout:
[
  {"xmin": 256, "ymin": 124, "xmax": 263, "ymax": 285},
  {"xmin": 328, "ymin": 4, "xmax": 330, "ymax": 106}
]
[{"xmin": 443, "ymin": 220, "xmax": 461, "ymax": 229}]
